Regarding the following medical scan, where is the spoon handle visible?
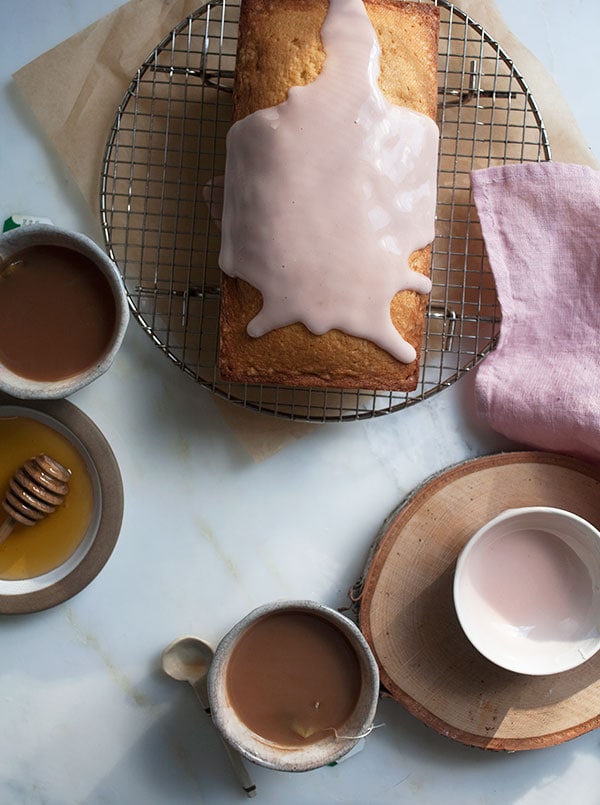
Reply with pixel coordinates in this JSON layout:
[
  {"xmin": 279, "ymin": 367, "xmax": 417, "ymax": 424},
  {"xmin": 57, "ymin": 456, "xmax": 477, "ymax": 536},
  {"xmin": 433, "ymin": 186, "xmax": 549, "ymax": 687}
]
[
  {"xmin": 217, "ymin": 730, "xmax": 258, "ymax": 798},
  {"xmin": 190, "ymin": 680, "xmax": 257, "ymax": 797}
]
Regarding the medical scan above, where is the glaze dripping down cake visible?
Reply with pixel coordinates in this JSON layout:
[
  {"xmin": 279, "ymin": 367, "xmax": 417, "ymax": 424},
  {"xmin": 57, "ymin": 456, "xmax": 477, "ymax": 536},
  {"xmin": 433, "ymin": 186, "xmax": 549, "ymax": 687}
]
[{"xmin": 218, "ymin": 0, "xmax": 440, "ymax": 391}]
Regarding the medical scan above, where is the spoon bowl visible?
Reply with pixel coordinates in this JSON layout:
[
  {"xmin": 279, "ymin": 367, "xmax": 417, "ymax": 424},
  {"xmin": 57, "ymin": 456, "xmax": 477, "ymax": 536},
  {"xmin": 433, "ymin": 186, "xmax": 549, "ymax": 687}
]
[{"xmin": 161, "ymin": 636, "xmax": 214, "ymax": 687}]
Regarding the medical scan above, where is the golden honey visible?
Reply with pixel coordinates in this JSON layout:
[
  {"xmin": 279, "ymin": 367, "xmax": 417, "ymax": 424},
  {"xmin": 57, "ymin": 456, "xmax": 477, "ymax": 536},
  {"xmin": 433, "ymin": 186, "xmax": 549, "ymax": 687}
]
[{"xmin": 0, "ymin": 415, "xmax": 95, "ymax": 579}]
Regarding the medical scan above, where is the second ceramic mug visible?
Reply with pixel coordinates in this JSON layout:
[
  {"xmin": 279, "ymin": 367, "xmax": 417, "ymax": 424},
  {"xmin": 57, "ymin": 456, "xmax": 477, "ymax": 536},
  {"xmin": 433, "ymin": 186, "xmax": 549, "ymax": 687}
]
[
  {"xmin": 207, "ymin": 599, "xmax": 380, "ymax": 772},
  {"xmin": 0, "ymin": 224, "xmax": 129, "ymax": 399}
]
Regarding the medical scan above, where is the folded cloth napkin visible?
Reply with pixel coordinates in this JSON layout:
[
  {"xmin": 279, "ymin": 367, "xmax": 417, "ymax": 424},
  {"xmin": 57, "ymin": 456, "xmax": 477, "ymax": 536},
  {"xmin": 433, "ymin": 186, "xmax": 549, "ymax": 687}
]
[{"xmin": 470, "ymin": 162, "xmax": 600, "ymax": 464}]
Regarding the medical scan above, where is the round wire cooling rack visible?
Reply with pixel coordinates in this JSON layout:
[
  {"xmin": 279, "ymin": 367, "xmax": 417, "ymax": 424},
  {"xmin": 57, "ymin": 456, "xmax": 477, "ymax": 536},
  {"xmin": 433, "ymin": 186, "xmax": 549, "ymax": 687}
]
[{"xmin": 100, "ymin": 0, "xmax": 551, "ymax": 423}]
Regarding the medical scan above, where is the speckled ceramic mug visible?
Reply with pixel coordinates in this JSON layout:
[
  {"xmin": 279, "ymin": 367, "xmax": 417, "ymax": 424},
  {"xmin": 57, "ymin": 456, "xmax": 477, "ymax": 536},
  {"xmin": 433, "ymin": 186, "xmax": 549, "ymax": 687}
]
[
  {"xmin": 0, "ymin": 224, "xmax": 128, "ymax": 399},
  {"xmin": 207, "ymin": 600, "xmax": 380, "ymax": 772}
]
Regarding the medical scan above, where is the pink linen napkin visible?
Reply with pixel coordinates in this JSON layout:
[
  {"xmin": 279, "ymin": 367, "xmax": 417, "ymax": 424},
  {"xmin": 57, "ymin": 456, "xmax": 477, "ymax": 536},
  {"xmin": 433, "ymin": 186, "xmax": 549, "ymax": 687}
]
[{"xmin": 470, "ymin": 162, "xmax": 600, "ymax": 464}]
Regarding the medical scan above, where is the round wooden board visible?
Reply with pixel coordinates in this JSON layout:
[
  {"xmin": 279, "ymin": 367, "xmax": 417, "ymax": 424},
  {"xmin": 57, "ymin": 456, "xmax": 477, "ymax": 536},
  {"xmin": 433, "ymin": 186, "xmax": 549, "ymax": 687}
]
[{"xmin": 358, "ymin": 451, "xmax": 600, "ymax": 751}]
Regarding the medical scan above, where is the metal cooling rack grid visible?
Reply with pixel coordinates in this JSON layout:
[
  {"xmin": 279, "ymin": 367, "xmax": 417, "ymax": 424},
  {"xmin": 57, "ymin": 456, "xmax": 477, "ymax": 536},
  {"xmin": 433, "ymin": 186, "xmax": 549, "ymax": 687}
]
[{"xmin": 100, "ymin": 0, "xmax": 551, "ymax": 422}]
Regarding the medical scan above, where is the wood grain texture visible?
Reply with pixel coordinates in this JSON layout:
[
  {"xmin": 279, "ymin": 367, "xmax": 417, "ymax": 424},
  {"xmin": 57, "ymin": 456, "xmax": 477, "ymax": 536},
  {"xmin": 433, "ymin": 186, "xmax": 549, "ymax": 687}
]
[{"xmin": 358, "ymin": 451, "xmax": 600, "ymax": 751}]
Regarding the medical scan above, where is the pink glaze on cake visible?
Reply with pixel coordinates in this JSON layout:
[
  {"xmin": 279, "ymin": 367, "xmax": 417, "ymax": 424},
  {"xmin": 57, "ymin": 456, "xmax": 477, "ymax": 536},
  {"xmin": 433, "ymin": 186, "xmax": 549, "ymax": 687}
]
[{"xmin": 219, "ymin": 0, "xmax": 439, "ymax": 363}]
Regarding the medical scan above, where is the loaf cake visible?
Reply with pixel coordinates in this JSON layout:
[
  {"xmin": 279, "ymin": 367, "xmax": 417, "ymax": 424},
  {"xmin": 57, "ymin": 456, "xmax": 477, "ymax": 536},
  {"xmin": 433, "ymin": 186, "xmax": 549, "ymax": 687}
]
[{"xmin": 218, "ymin": 0, "xmax": 440, "ymax": 391}]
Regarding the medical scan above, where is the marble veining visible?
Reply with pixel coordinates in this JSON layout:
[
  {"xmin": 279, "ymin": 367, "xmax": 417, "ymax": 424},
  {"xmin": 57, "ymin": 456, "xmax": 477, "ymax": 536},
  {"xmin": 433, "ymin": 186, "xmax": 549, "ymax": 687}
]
[{"xmin": 0, "ymin": 1, "xmax": 599, "ymax": 804}]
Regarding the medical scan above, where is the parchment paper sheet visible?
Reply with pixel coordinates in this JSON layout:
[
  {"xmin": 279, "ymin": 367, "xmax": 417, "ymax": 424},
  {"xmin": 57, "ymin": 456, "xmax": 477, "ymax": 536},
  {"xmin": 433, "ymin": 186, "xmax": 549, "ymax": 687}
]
[{"xmin": 12, "ymin": 0, "xmax": 598, "ymax": 460}]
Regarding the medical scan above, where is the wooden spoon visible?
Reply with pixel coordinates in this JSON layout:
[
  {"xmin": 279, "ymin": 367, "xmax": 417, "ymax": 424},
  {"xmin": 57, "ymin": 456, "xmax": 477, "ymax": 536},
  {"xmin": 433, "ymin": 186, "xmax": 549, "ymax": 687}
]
[
  {"xmin": 0, "ymin": 454, "xmax": 70, "ymax": 544},
  {"xmin": 161, "ymin": 636, "xmax": 257, "ymax": 798}
]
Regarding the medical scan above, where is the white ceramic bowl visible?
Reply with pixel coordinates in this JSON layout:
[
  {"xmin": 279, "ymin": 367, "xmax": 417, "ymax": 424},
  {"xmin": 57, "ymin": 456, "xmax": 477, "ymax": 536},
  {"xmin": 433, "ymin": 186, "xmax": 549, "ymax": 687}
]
[
  {"xmin": 207, "ymin": 600, "xmax": 380, "ymax": 772},
  {"xmin": 454, "ymin": 507, "xmax": 600, "ymax": 675},
  {"xmin": 0, "ymin": 224, "xmax": 128, "ymax": 399}
]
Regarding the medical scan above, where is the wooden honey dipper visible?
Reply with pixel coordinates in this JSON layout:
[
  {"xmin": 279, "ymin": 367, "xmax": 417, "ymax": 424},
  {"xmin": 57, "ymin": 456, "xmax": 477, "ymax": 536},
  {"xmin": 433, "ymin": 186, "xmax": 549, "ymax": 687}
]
[{"xmin": 0, "ymin": 455, "xmax": 71, "ymax": 545}]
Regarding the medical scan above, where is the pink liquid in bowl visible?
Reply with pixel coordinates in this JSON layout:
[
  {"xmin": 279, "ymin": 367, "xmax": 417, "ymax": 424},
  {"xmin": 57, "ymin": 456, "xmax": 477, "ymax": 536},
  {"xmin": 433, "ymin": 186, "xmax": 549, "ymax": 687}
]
[
  {"xmin": 454, "ymin": 508, "xmax": 600, "ymax": 674},
  {"xmin": 465, "ymin": 527, "xmax": 593, "ymax": 642}
]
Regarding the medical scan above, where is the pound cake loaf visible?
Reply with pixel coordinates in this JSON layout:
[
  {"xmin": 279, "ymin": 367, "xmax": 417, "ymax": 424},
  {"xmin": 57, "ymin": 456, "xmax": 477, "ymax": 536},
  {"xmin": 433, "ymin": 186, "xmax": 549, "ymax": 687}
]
[{"xmin": 218, "ymin": 0, "xmax": 440, "ymax": 391}]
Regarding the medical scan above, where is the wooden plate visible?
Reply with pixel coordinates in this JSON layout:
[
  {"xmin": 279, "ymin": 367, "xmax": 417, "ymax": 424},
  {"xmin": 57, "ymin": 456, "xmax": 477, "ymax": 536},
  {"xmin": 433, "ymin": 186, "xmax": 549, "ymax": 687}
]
[{"xmin": 357, "ymin": 451, "xmax": 600, "ymax": 751}]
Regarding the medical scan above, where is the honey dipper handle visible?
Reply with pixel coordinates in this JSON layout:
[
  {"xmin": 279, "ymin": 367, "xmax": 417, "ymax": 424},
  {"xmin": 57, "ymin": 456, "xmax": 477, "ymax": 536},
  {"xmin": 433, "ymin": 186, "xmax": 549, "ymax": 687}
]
[{"xmin": 0, "ymin": 516, "xmax": 16, "ymax": 545}]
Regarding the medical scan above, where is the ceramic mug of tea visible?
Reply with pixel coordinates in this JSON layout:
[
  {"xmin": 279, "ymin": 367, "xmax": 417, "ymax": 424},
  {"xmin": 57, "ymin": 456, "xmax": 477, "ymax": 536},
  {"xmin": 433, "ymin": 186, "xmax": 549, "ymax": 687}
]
[
  {"xmin": 207, "ymin": 600, "xmax": 380, "ymax": 772},
  {"xmin": 0, "ymin": 224, "xmax": 129, "ymax": 399}
]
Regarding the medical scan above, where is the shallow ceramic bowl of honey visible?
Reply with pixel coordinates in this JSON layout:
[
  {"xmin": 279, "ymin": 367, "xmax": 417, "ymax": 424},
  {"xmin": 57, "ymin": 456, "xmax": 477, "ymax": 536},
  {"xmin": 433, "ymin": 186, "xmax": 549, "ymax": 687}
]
[
  {"xmin": 454, "ymin": 507, "xmax": 600, "ymax": 676},
  {"xmin": 0, "ymin": 393, "xmax": 124, "ymax": 613},
  {"xmin": 0, "ymin": 224, "xmax": 128, "ymax": 399},
  {"xmin": 208, "ymin": 600, "xmax": 380, "ymax": 772}
]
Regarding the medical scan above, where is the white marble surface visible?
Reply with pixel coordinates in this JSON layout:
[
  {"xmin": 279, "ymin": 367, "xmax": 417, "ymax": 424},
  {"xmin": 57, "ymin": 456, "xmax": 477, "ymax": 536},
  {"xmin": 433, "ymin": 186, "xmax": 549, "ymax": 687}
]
[{"xmin": 1, "ymin": 1, "xmax": 599, "ymax": 803}]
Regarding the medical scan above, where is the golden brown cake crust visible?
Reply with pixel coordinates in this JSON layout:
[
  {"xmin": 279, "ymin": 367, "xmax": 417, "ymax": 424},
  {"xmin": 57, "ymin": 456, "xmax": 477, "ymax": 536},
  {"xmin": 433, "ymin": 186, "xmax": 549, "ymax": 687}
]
[{"xmin": 219, "ymin": 0, "xmax": 440, "ymax": 391}]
